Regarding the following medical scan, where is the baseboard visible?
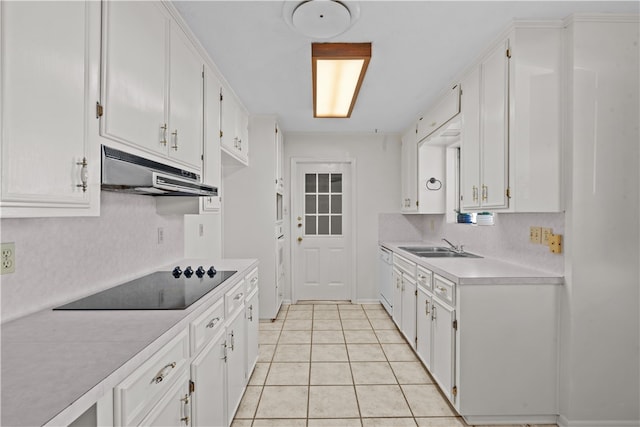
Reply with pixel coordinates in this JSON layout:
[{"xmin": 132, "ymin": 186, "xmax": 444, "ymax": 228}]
[
  {"xmin": 558, "ymin": 415, "xmax": 640, "ymax": 427},
  {"xmin": 356, "ymin": 299, "xmax": 382, "ymax": 305}
]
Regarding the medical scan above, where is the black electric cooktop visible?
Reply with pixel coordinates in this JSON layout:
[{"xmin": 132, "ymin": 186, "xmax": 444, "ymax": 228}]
[{"xmin": 54, "ymin": 269, "xmax": 236, "ymax": 311}]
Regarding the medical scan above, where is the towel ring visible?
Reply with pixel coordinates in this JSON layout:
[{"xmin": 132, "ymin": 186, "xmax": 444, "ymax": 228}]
[{"xmin": 426, "ymin": 177, "xmax": 442, "ymax": 191}]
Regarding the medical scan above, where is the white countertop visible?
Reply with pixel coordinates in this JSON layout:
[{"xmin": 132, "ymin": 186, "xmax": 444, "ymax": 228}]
[
  {"xmin": 1, "ymin": 258, "xmax": 258, "ymax": 427},
  {"xmin": 380, "ymin": 241, "xmax": 563, "ymax": 285}
]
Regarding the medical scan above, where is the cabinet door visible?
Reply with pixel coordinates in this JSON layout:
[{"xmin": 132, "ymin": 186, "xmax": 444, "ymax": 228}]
[
  {"xmin": 416, "ymin": 287, "xmax": 433, "ymax": 370},
  {"xmin": 460, "ymin": 67, "xmax": 481, "ymax": 210},
  {"xmin": 275, "ymin": 123, "xmax": 284, "ymax": 192},
  {"xmin": 0, "ymin": 1, "xmax": 100, "ymax": 217},
  {"xmin": 138, "ymin": 369, "xmax": 191, "ymax": 427},
  {"xmin": 432, "ymin": 297, "xmax": 456, "ymax": 403},
  {"xmin": 392, "ymin": 269, "xmax": 403, "ymax": 327},
  {"xmin": 246, "ymin": 290, "xmax": 259, "ymax": 375},
  {"xmin": 235, "ymin": 107, "xmax": 249, "ymax": 162},
  {"xmin": 226, "ymin": 308, "xmax": 246, "ymax": 426},
  {"xmin": 401, "ymin": 277, "xmax": 417, "ymax": 349},
  {"xmin": 191, "ymin": 330, "xmax": 226, "ymax": 427},
  {"xmin": 168, "ymin": 24, "xmax": 203, "ymax": 169},
  {"xmin": 400, "ymin": 127, "xmax": 418, "ymax": 212},
  {"xmin": 101, "ymin": 1, "xmax": 168, "ymax": 156},
  {"xmin": 480, "ymin": 40, "xmax": 510, "ymax": 209},
  {"xmin": 202, "ymin": 67, "xmax": 221, "ymax": 212},
  {"xmin": 220, "ymin": 88, "xmax": 237, "ymax": 155}
]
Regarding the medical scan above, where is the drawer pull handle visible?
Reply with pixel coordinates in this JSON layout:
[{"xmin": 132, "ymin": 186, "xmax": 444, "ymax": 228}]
[
  {"xmin": 432, "ymin": 305, "xmax": 437, "ymax": 321},
  {"xmin": 206, "ymin": 317, "xmax": 221, "ymax": 329},
  {"xmin": 251, "ymin": 277, "xmax": 258, "ymax": 285},
  {"xmin": 248, "ymin": 304, "xmax": 253, "ymax": 321},
  {"xmin": 229, "ymin": 331, "xmax": 235, "ymax": 351},
  {"xmin": 154, "ymin": 362, "xmax": 176, "ymax": 384},
  {"xmin": 425, "ymin": 300, "xmax": 430, "ymax": 316},
  {"xmin": 234, "ymin": 292, "xmax": 244, "ymax": 301},
  {"xmin": 436, "ymin": 285, "xmax": 447, "ymax": 294}
]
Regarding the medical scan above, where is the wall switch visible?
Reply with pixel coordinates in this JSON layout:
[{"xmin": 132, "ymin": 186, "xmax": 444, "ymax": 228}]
[
  {"xmin": 541, "ymin": 228, "xmax": 553, "ymax": 245},
  {"xmin": 1, "ymin": 242, "xmax": 16, "ymax": 274},
  {"xmin": 157, "ymin": 227, "xmax": 164, "ymax": 244},
  {"xmin": 549, "ymin": 234, "xmax": 563, "ymax": 254},
  {"xmin": 529, "ymin": 226, "xmax": 542, "ymax": 244}
]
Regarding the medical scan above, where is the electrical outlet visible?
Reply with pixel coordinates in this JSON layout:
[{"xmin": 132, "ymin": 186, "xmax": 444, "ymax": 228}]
[
  {"xmin": 549, "ymin": 234, "xmax": 563, "ymax": 254},
  {"xmin": 541, "ymin": 228, "xmax": 553, "ymax": 245},
  {"xmin": 1, "ymin": 242, "xmax": 16, "ymax": 274},
  {"xmin": 529, "ymin": 226, "xmax": 542, "ymax": 244},
  {"xmin": 157, "ymin": 227, "xmax": 164, "ymax": 244}
]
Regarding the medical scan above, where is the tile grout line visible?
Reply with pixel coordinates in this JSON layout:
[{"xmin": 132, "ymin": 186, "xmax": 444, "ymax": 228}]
[{"xmin": 340, "ymin": 304, "xmax": 364, "ymax": 425}]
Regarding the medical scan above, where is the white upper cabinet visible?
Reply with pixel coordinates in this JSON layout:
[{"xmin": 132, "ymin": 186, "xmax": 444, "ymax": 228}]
[
  {"xmin": 417, "ymin": 85, "xmax": 461, "ymax": 143},
  {"xmin": 459, "ymin": 25, "xmax": 563, "ymax": 212},
  {"xmin": 168, "ymin": 25, "xmax": 204, "ymax": 168},
  {"xmin": 400, "ymin": 125, "xmax": 418, "ymax": 212},
  {"xmin": 220, "ymin": 88, "xmax": 249, "ymax": 166},
  {"xmin": 275, "ymin": 123, "xmax": 285, "ymax": 193},
  {"xmin": 202, "ymin": 66, "xmax": 222, "ymax": 212},
  {"xmin": 0, "ymin": 1, "xmax": 101, "ymax": 218},
  {"xmin": 100, "ymin": 1, "xmax": 202, "ymax": 171}
]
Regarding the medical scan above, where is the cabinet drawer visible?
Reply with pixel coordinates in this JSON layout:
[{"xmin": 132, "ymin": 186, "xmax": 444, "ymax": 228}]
[
  {"xmin": 114, "ymin": 329, "xmax": 189, "ymax": 426},
  {"xmin": 190, "ymin": 298, "xmax": 225, "ymax": 356},
  {"xmin": 433, "ymin": 274, "xmax": 456, "ymax": 306},
  {"xmin": 416, "ymin": 266, "xmax": 433, "ymax": 291},
  {"xmin": 225, "ymin": 279, "xmax": 246, "ymax": 318},
  {"xmin": 393, "ymin": 254, "xmax": 416, "ymax": 278},
  {"xmin": 245, "ymin": 268, "xmax": 259, "ymax": 295}
]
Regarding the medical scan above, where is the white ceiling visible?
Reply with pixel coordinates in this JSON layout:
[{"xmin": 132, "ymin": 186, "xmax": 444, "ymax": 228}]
[{"xmin": 173, "ymin": 1, "xmax": 639, "ymax": 134}]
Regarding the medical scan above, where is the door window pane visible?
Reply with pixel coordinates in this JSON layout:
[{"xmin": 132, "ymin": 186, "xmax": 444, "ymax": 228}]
[
  {"xmin": 305, "ymin": 195, "xmax": 316, "ymax": 214},
  {"xmin": 331, "ymin": 216, "xmax": 342, "ymax": 235},
  {"xmin": 331, "ymin": 174, "xmax": 342, "ymax": 193},
  {"xmin": 305, "ymin": 215, "xmax": 316, "ymax": 235},
  {"xmin": 318, "ymin": 173, "xmax": 330, "ymax": 193},
  {"xmin": 318, "ymin": 215, "xmax": 330, "ymax": 235},
  {"xmin": 318, "ymin": 195, "xmax": 330, "ymax": 214},
  {"xmin": 331, "ymin": 195, "xmax": 342, "ymax": 214},
  {"xmin": 305, "ymin": 173, "xmax": 316, "ymax": 193}
]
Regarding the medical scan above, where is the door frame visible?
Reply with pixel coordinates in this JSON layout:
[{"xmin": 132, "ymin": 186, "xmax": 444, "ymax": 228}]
[{"xmin": 289, "ymin": 157, "xmax": 357, "ymax": 304}]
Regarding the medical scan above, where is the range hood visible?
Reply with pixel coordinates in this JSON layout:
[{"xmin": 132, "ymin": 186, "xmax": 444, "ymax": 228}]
[{"xmin": 101, "ymin": 145, "xmax": 217, "ymax": 197}]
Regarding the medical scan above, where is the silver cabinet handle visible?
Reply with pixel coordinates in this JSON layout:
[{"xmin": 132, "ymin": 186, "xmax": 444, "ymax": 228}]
[
  {"xmin": 206, "ymin": 317, "xmax": 221, "ymax": 329},
  {"xmin": 181, "ymin": 393, "xmax": 190, "ymax": 425},
  {"xmin": 154, "ymin": 362, "xmax": 176, "ymax": 384},
  {"xmin": 171, "ymin": 130, "xmax": 178, "ymax": 151},
  {"xmin": 482, "ymin": 185, "xmax": 488, "ymax": 201},
  {"xmin": 221, "ymin": 341, "xmax": 228, "ymax": 362},
  {"xmin": 436, "ymin": 285, "xmax": 447, "ymax": 295},
  {"xmin": 472, "ymin": 185, "xmax": 478, "ymax": 202},
  {"xmin": 251, "ymin": 277, "xmax": 258, "ymax": 285},
  {"xmin": 76, "ymin": 157, "xmax": 88, "ymax": 192},
  {"xmin": 248, "ymin": 304, "xmax": 253, "ymax": 321},
  {"xmin": 425, "ymin": 300, "xmax": 430, "ymax": 316},
  {"xmin": 160, "ymin": 124, "xmax": 168, "ymax": 145},
  {"xmin": 432, "ymin": 305, "xmax": 437, "ymax": 321},
  {"xmin": 234, "ymin": 292, "xmax": 244, "ymax": 301},
  {"xmin": 229, "ymin": 331, "xmax": 235, "ymax": 351}
]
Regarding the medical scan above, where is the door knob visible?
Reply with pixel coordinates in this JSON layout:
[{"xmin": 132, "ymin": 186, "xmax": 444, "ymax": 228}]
[{"xmin": 297, "ymin": 237, "xmax": 303, "ymax": 242}]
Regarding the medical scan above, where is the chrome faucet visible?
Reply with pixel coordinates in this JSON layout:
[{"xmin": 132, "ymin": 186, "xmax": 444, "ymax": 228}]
[{"xmin": 442, "ymin": 238, "xmax": 464, "ymax": 253}]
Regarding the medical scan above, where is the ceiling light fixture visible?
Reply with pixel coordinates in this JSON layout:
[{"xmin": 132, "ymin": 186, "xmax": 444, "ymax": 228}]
[{"xmin": 312, "ymin": 42, "xmax": 371, "ymax": 118}]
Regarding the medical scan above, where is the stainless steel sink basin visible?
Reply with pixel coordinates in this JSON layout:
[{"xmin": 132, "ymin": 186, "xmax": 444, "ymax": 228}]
[{"xmin": 398, "ymin": 246, "xmax": 482, "ymax": 258}]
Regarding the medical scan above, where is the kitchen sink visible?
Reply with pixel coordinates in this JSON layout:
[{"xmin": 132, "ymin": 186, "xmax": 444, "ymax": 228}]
[{"xmin": 398, "ymin": 246, "xmax": 482, "ymax": 258}]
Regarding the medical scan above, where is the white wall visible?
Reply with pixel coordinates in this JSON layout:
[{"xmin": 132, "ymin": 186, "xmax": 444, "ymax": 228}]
[
  {"xmin": 284, "ymin": 132, "xmax": 401, "ymax": 302},
  {"xmin": 0, "ymin": 192, "xmax": 184, "ymax": 322},
  {"xmin": 560, "ymin": 16, "xmax": 639, "ymax": 426}
]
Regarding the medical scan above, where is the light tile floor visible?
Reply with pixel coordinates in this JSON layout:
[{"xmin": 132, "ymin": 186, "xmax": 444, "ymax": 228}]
[{"xmin": 233, "ymin": 302, "xmax": 558, "ymax": 427}]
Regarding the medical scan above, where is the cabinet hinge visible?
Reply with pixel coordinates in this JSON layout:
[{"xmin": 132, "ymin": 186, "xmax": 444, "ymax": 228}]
[
  {"xmin": 506, "ymin": 188, "xmax": 511, "ymax": 199},
  {"xmin": 453, "ymin": 319, "xmax": 458, "ymax": 330},
  {"xmin": 96, "ymin": 102, "xmax": 103, "ymax": 118},
  {"xmin": 415, "ymin": 336, "xmax": 418, "ymax": 345},
  {"xmin": 416, "ymin": 200, "xmax": 419, "ymax": 207},
  {"xmin": 220, "ymin": 93, "xmax": 223, "ymax": 102},
  {"xmin": 415, "ymin": 289, "xmax": 418, "ymax": 296},
  {"xmin": 452, "ymin": 386, "xmax": 458, "ymax": 396},
  {"xmin": 506, "ymin": 48, "xmax": 511, "ymax": 58},
  {"xmin": 189, "ymin": 380, "xmax": 195, "ymax": 394},
  {"xmin": 220, "ymin": 130, "xmax": 223, "ymax": 138}
]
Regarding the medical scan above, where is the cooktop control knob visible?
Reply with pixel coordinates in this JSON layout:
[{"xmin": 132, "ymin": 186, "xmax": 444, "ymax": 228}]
[
  {"xmin": 195, "ymin": 266, "xmax": 206, "ymax": 278},
  {"xmin": 184, "ymin": 266, "xmax": 194, "ymax": 278},
  {"xmin": 172, "ymin": 267, "xmax": 182, "ymax": 278},
  {"xmin": 207, "ymin": 266, "xmax": 217, "ymax": 277}
]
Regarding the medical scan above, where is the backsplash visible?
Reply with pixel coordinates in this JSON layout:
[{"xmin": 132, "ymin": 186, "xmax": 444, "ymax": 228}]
[
  {"xmin": 379, "ymin": 212, "xmax": 564, "ymax": 275},
  {"xmin": 0, "ymin": 192, "xmax": 184, "ymax": 323}
]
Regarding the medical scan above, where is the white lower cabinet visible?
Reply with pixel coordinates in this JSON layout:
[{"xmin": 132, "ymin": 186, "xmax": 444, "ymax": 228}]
[
  {"xmin": 392, "ymin": 254, "xmax": 417, "ymax": 348},
  {"xmin": 245, "ymin": 288, "xmax": 259, "ymax": 376},
  {"xmin": 431, "ymin": 287, "xmax": 456, "ymax": 403},
  {"xmin": 190, "ymin": 330, "xmax": 227, "ymax": 427},
  {"xmin": 138, "ymin": 369, "xmax": 192, "ymax": 427},
  {"xmin": 416, "ymin": 268, "xmax": 433, "ymax": 370},
  {"xmin": 225, "ymin": 308, "xmax": 246, "ymax": 427}
]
